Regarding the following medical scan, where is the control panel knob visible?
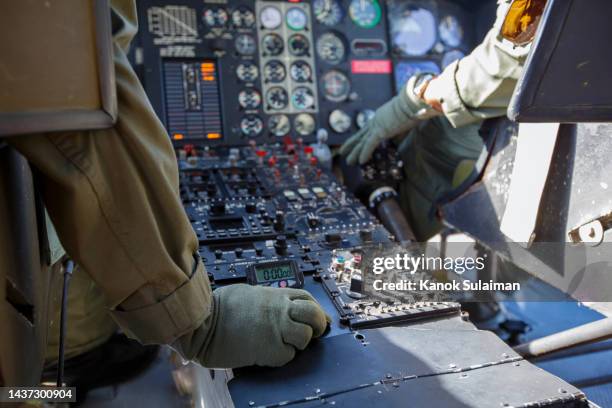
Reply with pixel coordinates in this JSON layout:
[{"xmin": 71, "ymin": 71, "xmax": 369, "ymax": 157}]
[
  {"xmin": 359, "ymin": 229, "xmax": 373, "ymax": 243},
  {"xmin": 324, "ymin": 233, "xmax": 342, "ymax": 246},
  {"xmin": 307, "ymin": 213, "xmax": 319, "ymax": 228},
  {"xmin": 206, "ymin": 183, "xmax": 217, "ymax": 195},
  {"xmin": 274, "ymin": 235, "xmax": 288, "ymax": 255},
  {"xmin": 214, "ymin": 249, "xmax": 224, "ymax": 260},
  {"xmin": 245, "ymin": 203, "xmax": 257, "ymax": 213},
  {"xmin": 350, "ymin": 276, "xmax": 363, "ymax": 293},
  {"xmin": 274, "ymin": 210, "xmax": 285, "ymax": 231},
  {"xmin": 235, "ymin": 248, "xmax": 243, "ymax": 258},
  {"xmin": 211, "ymin": 202, "xmax": 226, "ymax": 215}
]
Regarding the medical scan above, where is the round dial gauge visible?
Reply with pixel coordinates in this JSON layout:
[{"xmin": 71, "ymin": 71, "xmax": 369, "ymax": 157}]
[
  {"xmin": 268, "ymin": 115, "xmax": 291, "ymax": 137},
  {"xmin": 266, "ymin": 87, "xmax": 289, "ymax": 110},
  {"xmin": 240, "ymin": 115, "xmax": 263, "ymax": 137},
  {"xmin": 439, "ymin": 15, "xmax": 463, "ymax": 48},
  {"xmin": 290, "ymin": 61, "xmax": 312, "ymax": 83},
  {"xmin": 288, "ymin": 34, "xmax": 310, "ymax": 56},
  {"xmin": 316, "ymin": 32, "xmax": 346, "ymax": 65},
  {"xmin": 391, "ymin": 7, "xmax": 437, "ymax": 56},
  {"xmin": 263, "ymin": 60, "xmax": 286, "ymax": 83},
  {"xmin": 260, "ymin": 6, "xmax": 282, "ymax": 29},
  {"xmin": 235, "ymin": 34, "xmax": 256, "ymax": 55},
  {"xmin": 204, "ymin": 7, "xmax": 228, "ymax": 28},
  {"xmin": 236, "ymin": 62, "xmax": 259, "ymax": 82},
  {"xmin": 442, "ymin": 49, "xmax": 465, "ymax": 69},
  {"xmin": 356, "ymin": 109, "xmax": 375, "ymax": 129},
  {"xmin": 313, "ymin": 0, "xmax": 344, "ymax": 26},
  {"xmin": 294, "ymin": 114, "xmax": 316, "ymax": 136},
  {"xmin": 232, "ymin": 7, "xmax": 255, "ymax": 28},
  {"xmin": 292, "ymin": 87, "xmax": 315, "ymax": 110},
  {"xmin": 262, "ymin": 33, "xmax": 284, "ymax": 56},
  {"xmin": 238, "ymin": 89, "xmax": 262, "ymax": 109},
  {"xmin": 329, "ymin": 109, "xmax": 352, "ymax": 133},
  {"xmin": 349, "ymin": 0, "xmax": 382, "ymax": 29},
  {"xmin": 322, "ymin": 70, "xmax": 351, "ymax": 102},
  {"xmin": 286, "ymin": 7, "xmax": 308, "ymax": 31}
]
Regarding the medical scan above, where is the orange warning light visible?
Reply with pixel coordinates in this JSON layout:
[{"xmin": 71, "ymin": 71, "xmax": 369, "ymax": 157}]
[
  {"xmin": 173, "ymin": 133, "xmax": 184, "ymax": 140},
  {"xmin": 206, "ymin": 133, "xmax": 221, "ymax": 139}
]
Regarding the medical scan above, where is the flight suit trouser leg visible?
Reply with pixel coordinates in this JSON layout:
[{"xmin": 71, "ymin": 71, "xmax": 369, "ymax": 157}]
[{"xmin": 397, "ymin": 116, "xmax": 484, "ymax": 241}]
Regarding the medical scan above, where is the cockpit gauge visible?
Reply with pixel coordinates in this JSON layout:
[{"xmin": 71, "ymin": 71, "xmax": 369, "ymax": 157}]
[
  {"xmin": 232, "ymin": 7, "xmax": 255, "ymax": 28},
  {"xmin": 235, "ymin": 34, "xmax": 256, "ymax": 55},
  {"xmin": 439, "ymin": 15, "xmax": 463, "ymax": 48},
  {"xmin": 316, "ymin": 32, "xmax": 346, "ymax": 65},
  {"xmin": 264, "ymin": 60, "xmax": 286, "ymax": 83},
  {"xmin": 238, "ymin": 89, "xmax": 262, "ymax": 110},
  {"xmin": 393, "ymin": 60, "xmax": 440, "ymax": 93},
  {"xmin": 442, "ymin": 49, "xmax": 465, "ymax": 69},
  {"xmin": 260, "ymin": 6, "xmax": 282, "ymax": 30},
  {"xmin": 292, "ymin": 87, "xmax": 316, "ymax": 110},
  {"xmin": 322, "ymin": 70, "xmax": 351, "ymax": 102},
  {"xmin": 389, "ymin": 6, "xmax": 437, "ymax": 56},
  {"xmin": 294, "ymin": 114, "xmax": 316, "ymax": 136},
  {"xmin": 266, "ymin": 87, "xmax": 289, "ymax": 110},
  {"xmin": 290, "ymin": 61, "xmax": 312, "ymax": 83},
  {"xmin": 356, "ymin": 109, "xmax": 375, "ymax": 129},
  {"xmin": 313, "ymin": 0, "xmax": 344, "ymax": 26},
  {"xmin": 288, "ymin": 34, "xmax": 310, "ymax": 57},
  {"xmin": 268, "ymin": 115, "xmax": 291, "ymax": 136},
  {"xmin": 262, "ymin": 33, "xmax": 284, "ymax": 56},
  {"xmin": 203, "ymin": 7, "xmax": 228, "ymax": 28},
  {"xmin": 348, "ymin": 0, "xmax": 382, "ymax": 29},
  {"xmin": 240, "ymin": 115, "xmax": 264, "ymax": 137},
  {"xmin": 286, "ymin": 7, "xmax": 308, "ymax": 31},
  {"xmin": 329, "ymin": 109, "xmax": 352, "ymax": 133},
  {"xmin": 236, "ymin": 62, "xmax": 259, "ymax": 82}
]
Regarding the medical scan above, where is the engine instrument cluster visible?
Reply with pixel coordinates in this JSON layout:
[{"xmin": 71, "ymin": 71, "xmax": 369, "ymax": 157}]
[
  {"xmin": 134, "ymin": 0, "xmax": 474, "ymax": 146},
  {"xmin": 387, "ymin": 0, "xmax": 473, "ymax": 90}
]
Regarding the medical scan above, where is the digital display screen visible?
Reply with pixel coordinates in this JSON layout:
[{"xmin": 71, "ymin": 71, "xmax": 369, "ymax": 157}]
[
  {"xmin": 209, "ymin": 216, "xmax": 245, "ymax": 230},
  {"xmin": 163, "ymin": 59, "xmax": 224, "ymax": 141},
  {"xmin": 254, "ymin": 263, "xmax": 295, "ymax": 283}
]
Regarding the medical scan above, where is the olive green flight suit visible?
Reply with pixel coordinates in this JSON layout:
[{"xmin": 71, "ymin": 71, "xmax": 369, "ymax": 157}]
[
  {"xmin": 398, "ymin": 0, "xmax": 533, "ymax": 240},
  {"xmin": 6, "ymin": 0, "xmax": 212, "ymax": 352}
]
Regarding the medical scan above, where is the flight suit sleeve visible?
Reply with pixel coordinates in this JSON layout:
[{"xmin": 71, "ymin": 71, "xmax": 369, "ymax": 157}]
[
  {"xmin": 435, "ymin": 0, "xmax": 533, "ymax": 128},
  {"xmin": 6, "ymin": 0, "xmax": 212, "ymax": 346}
]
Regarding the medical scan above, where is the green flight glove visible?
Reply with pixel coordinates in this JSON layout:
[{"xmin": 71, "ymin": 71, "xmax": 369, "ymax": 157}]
[
  {"xmin": 340, "ymin": 75, "xmax": 439, "ymax": 165},
  {"xmin": 197, "ymin": 284, "xmax": 329, "ymax": 368}
]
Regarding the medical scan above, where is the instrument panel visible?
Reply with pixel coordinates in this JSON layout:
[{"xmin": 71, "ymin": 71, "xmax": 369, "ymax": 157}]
[{"xmin": 134, "ymin": 0, "xmax": 476, "ymax": 146}]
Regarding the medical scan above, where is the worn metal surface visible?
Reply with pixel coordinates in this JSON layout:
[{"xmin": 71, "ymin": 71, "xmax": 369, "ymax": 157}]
[
  {"xmin": 229, "ymin": 325, "xmax": 587, "ymax": 407},
  {"xmin": 441, "ymin": 120, "xmax": 612, "ymax": 299}
]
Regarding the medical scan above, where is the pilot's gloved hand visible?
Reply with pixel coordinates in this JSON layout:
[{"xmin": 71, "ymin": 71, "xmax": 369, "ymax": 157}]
[
  {"xmin": 197, "ymin": 284, "xmax": 329, "ymax": 368},
  {"xmin": 340, "ymin": 75, "xmax": 441, "ymax": 165}
]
